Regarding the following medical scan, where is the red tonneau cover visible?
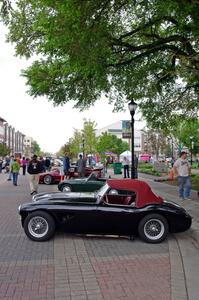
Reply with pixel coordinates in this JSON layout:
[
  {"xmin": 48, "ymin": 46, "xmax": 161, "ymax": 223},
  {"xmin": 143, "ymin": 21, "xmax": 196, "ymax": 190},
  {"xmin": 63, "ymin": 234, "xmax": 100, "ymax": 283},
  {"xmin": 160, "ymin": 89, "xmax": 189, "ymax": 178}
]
[{"xmin": 107, "ymin": 179, "xmax": 163, "ymax": 208}]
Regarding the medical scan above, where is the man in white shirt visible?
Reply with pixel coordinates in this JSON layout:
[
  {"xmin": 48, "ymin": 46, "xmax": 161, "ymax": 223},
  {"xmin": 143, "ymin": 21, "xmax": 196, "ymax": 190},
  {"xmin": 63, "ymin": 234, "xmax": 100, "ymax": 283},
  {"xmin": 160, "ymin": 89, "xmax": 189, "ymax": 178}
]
[
  {"xmin": 122, "ymin": 156, "xmax": 130, "ymax": 178},
  {"xmin": 173, "ymin": 151, "xmax": 191, "ymax": 200}
]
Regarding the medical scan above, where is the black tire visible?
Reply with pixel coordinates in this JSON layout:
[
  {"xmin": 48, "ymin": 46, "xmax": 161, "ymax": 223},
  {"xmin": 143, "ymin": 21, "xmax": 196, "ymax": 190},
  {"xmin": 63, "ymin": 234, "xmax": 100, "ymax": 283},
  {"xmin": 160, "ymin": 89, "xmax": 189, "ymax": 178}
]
[
  {"xmin": 43, "ymin": 175, "xmax": 52, "ymax": 185},
  {"xmin": 61, "ymin": 184, "xmax": 72, "ymax": 192},
  {"xmin": 138, "ymin": 214, "xmax": 168, "ymax": 243},
  {"xmin": 24, "ymin": 211, "xmax": 55, "ymax": 241}
]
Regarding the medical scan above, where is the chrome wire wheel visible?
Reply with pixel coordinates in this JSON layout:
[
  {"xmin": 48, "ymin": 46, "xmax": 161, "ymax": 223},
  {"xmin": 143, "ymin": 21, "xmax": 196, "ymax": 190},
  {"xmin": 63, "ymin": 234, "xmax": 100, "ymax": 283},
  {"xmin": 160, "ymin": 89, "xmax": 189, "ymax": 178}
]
[
  {"xmin": 138, "ymin": 214, "xmax": 168, "ymax": 243},
  {"xmin": 24, "ymin": 211, "xmax": 55, "ymax": 241},
  {"xmin": 28, "ymin": 216, "xmax": 49, "ymax": 238},
  {"xmin": 143, "ymin": 219, "xmax": 165, "ymax": 241}
]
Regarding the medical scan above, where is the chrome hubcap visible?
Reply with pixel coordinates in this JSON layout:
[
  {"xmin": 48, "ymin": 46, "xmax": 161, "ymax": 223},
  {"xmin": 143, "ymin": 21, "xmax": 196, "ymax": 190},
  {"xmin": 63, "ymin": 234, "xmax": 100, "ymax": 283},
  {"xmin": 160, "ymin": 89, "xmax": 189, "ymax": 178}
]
[
  {"xmin": 144, "ymin": 219, "xmax": 164, "ymax": 240},
  {"xmin": 63, "ymin": 186, "xmax": 71, "ymax": 192},
  {"xmin": 28, "ymin": 216, "xmax": 48, "ymax": 238}
]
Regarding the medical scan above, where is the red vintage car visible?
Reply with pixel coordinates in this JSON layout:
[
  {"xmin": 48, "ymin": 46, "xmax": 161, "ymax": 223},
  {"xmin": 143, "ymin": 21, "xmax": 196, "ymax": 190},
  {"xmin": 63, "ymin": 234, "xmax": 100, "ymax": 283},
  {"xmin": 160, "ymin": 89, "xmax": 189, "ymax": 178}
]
[{"xmin": 39, "ymin": 166, "xmax": 104, "ymax": 185}]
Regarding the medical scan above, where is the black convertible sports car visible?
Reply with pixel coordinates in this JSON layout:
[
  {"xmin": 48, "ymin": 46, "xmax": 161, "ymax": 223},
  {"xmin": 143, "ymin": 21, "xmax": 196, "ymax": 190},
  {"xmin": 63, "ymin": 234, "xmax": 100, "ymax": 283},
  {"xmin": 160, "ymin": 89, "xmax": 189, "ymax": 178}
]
[{"xmin": 18, "ymin": 179, "xmax": 192, "ymax": 243}]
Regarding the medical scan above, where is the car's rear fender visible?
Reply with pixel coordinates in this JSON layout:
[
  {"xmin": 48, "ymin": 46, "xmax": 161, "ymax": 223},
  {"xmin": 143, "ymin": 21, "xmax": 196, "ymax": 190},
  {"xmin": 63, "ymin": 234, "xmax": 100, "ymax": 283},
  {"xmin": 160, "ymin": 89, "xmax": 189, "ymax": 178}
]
[
  {"xmin": 141, "ymin": 204, "xmax": 191, "ymax": 233},
  {"xmin": 136, "ymin": 205, "xmax": 176, "ymax": 233}
]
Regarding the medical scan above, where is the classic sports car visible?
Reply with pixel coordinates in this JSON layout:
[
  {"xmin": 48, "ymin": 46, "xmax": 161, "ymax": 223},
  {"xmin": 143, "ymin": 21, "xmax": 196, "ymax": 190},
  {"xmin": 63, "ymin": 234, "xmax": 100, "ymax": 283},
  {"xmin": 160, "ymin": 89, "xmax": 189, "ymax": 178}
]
[
  {"xmin": 39, "ymin": 168, "xmax": 61, "ymax": 185},
  {"xmin": 18, "ymin": 179, "xmax": 192, "ymax": 243},
  {"xmin": 39, "ymin": 166, "xmax": 104, "ymax": 185},
  {"xmin": 58, "ymin": 172, "xmax": 106, "ymax": 192}
]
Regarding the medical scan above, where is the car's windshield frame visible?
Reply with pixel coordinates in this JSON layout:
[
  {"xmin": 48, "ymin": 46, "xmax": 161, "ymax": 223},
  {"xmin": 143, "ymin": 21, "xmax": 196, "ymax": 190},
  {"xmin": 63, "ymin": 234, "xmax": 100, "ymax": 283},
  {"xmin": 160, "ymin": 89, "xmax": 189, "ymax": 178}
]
[{"xmin": 95, "ymin": 183, "xmax": 109, "ymax": 204}]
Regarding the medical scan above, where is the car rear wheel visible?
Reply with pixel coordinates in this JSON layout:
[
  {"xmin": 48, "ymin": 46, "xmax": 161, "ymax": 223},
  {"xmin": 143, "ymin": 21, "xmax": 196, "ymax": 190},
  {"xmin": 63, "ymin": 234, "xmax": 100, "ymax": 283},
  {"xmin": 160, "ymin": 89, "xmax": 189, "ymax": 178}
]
[
  {"xmin": 43, "ymin": 175, "xmax": 52, "ymax": 185},
  {"xmin": 61, "ymin": 184, "xmax": 72, "ymax": 192},
  {"xmin": 24, "ymin": 211, "xmax": 55, "ymax": 241},
  {"xmin": 138, "ymin": 214, "xmax": 168, "ymax": 243}
]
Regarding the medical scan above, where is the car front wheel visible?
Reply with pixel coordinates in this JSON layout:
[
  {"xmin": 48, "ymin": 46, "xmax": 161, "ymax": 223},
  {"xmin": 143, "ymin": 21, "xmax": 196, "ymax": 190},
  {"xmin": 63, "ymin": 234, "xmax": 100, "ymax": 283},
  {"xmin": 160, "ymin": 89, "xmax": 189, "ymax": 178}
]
[
  {"xmin": 61, "ymin": 184, "xmax": 72, "ymax": 192},
  {"xmin": 43, "ymin": 175, "xmax": 52, "ymax": 185},
  {"xmin": 138, "ymin": 214, "xmax": 168, "ymax": 243},
  {"xmin": 24, "ymin": 211, "xmax": 55, "ymax": 241}
]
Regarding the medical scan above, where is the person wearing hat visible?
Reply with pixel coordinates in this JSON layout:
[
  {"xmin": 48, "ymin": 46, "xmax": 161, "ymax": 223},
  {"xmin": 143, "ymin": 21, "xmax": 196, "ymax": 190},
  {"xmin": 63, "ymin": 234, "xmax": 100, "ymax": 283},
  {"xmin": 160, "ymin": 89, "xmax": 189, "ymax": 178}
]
[
  {"xmin": 173, "ymin": 151, "xmax": 191, "ymax": 200},
  {"xmin": 27, "ymin": 154, "xmax": 42, "ymax": 195}
]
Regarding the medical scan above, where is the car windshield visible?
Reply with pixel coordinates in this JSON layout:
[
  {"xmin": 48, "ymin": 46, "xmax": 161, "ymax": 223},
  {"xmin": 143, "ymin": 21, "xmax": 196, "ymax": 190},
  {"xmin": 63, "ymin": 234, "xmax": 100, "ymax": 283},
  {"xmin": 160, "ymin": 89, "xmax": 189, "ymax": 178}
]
[
  {"xmin": 86, "ymin": 172, "xmax": 97, "ymax": 182},
  {"xmin": 95, "ymin": 183, "xmax": 109, "ymax": 203}
]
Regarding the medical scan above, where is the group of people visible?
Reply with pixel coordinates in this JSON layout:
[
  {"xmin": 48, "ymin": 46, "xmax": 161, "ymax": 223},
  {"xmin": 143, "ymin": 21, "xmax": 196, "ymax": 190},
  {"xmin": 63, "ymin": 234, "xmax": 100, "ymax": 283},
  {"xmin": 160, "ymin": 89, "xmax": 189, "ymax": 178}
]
[
  {"xmin": 61, "ymin": 154, "xmax": 87, "ymax": 179},
  {"xmin": 6, "ymin": 155, "xmax": 43, "ymax": 195},
  {"xmin": 5, "ymin": 153, "xmax": 89, "ymax": 195},
  {"xmin": 4, "ymin": 150, "xmax": 193, "ymax": 201}
]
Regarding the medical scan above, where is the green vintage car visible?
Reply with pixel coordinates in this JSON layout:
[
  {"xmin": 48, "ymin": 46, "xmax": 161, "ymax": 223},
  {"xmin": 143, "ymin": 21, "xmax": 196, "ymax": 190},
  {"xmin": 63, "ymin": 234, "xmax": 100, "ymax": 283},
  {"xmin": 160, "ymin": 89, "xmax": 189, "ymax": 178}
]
[{"xmin": 57, "ymin": 172, "xmax": 106, "ymax": 192}]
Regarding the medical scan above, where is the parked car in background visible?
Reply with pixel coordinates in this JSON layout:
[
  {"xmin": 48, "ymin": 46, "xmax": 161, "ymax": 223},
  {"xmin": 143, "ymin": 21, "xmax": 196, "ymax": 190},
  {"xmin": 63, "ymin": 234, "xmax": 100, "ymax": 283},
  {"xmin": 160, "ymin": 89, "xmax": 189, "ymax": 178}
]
[
  {"xmin": 69, "ymin": 163, "xmax": 104, "ymax": 178},
  {"xmin": 58, "ymin": 172, "xmax": 106, "ymax": 192},
  {"xmin": 39, "ymin": 168, "xmax": 61, "ymax": 185},
  {"xmin": 18, "ymin": 179, "xmax": 192, "ymax": 243},
  {"xmin": 39, "ymin": 165, "xmax": 104, "ymax": 185},
  {"xmin": 139, "ymin": 154, "xmax": 151, "ymax": 162}
]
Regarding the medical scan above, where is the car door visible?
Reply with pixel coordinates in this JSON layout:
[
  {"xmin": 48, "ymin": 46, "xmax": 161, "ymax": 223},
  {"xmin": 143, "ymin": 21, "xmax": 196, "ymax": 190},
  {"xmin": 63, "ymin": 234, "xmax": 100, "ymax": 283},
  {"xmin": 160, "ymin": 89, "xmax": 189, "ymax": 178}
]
[
  {"xmin": 58, "ymin": 200, "xmax": 101, "ymax": 234},
  {"xmin": 81, "ymin": 180, "xmax": 104, "ymax": 192},
  {"xmin": 94, "ymin": 194, "xmax": 140, "ymax": 235}
]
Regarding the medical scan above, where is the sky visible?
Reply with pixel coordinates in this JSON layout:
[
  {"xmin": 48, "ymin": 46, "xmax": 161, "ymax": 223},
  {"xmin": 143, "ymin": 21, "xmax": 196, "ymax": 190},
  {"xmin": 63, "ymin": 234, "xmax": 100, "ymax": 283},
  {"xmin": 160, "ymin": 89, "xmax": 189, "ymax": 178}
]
[{"xmin": 0, "ymin": 23, "xmax": 144, "ymax": 153}]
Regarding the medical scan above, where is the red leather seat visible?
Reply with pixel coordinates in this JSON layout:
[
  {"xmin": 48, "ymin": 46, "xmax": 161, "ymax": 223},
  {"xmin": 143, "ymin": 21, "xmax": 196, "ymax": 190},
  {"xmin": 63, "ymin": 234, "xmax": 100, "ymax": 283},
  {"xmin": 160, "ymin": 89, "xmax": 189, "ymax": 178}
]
[{"xmin": 123, "ymin": 196, "xmax": 132, "ymax": 205}]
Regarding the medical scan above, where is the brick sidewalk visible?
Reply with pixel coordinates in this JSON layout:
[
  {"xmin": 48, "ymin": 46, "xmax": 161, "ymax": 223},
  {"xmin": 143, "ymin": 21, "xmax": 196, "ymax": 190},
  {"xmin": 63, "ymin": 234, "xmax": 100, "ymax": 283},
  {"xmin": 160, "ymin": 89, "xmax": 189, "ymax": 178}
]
[{"xmin": 53, "ymin": 234, "xmax": 170, "ymax": 300}]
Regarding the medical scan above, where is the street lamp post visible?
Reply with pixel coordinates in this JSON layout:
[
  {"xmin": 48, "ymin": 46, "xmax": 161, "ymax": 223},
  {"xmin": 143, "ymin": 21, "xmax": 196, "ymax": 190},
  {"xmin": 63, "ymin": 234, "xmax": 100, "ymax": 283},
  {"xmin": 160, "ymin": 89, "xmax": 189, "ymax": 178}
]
[{"xmin": 128, "ymin": 99, "xmax": 137, "ymax": 179}]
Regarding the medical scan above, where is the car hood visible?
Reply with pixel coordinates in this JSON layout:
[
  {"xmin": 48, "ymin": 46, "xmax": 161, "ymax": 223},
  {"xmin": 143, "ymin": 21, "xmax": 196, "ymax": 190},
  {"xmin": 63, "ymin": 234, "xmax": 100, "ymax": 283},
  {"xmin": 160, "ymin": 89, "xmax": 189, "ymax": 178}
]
[
  {"xmin": 32, "ymin": 191, "xmax": 95, "ymax": 202},
  {"xmin": 58, "ymin": 178, "xmax": 87, "ymax": 185}
]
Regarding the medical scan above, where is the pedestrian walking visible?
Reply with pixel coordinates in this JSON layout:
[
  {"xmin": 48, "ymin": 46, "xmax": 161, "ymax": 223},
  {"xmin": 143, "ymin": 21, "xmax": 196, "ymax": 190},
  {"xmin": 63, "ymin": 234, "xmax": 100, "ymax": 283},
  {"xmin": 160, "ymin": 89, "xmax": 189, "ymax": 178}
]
[
  {"xmin": 104, "ymin": 156, "xmax": 110, "ymax": 173},
  {"xmin": 45, "ymin": 157, "xmax": 51, "ymax": 171},
  {"xmin": 0, "ymin": 158, "xmax": 3, "ymax": 173},
  {"xmin": 63, "ymin": 154, "xmax": 70, "ymax": 179},
  {"xmin": 59, "ymin": 163, "xmax": 65, "ymax": 181},
  {"xmin": 21, "ymin": 156, "xmax": 27, "ymax": 175},
  {"xmin": 11, "ymin": 158, "xmax": 20, "ymax": 186},
  {"xmin": 39, "ymin": 156, "xmax": 46, "ymax": 173},
  {"xmin": 122, "ymin": 156, "xmax": 130, "ymax": 178},
  {"xmin": 27, "ymin": 154, "xmax": 42, "ymax": 195},
  {"xmin": 173, "ymin": 151, "xmax": 191, "ymax": 200},
  {"xmin": 76, "ymin": 154, "xmax": 86, "ymax": 178},
  {"xmin": 7, "ymin": 155, "xmax": 14, "ymax": 181}
]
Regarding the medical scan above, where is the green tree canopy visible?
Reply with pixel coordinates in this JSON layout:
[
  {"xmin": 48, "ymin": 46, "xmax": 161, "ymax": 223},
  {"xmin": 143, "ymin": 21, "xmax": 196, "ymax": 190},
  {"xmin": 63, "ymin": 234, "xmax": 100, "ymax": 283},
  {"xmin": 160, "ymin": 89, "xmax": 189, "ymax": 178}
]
[
  {"xmin": 58, "ymin": 119, "xmax": 97, "ymax": 160},
  {"xmin": 0, "ymin": 143, "xmax": 10, "ymax": 157},
  {"xmin": 3, "ymin": 0, "xmax": 199, "ymax": 127},
  {"xmin": 172, "ymin": 117, "xmax": 199, "ymax": 155},
  {"xmin": 96, "ymin": 132, "xmax": 129, "ymax": 159},
  {"xmin": 0, "ymin": 0, "xmax": 11, "ymax": 20},
  {"xmin": 57, "ymin": 143, "xmax": 72, "ymax": 158},
  {"xmin": 32, "ymin": 140, "xmax": 41, "ymax": 156},
  {"xmin": 82, "ymin": 119, "xmax": 97, "ymax": 155},
  {"xmin": 68, "ymin": 129, "xmax": 83, "ymax": 159}
]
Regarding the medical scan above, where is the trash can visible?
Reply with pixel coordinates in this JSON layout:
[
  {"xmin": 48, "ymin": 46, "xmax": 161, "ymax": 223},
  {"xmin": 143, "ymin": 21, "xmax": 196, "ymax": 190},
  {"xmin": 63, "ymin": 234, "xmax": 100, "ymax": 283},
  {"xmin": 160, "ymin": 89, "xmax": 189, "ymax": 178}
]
[{"xmin": 113, "ymin": 162, "xmax": 122, "ymax": 175}]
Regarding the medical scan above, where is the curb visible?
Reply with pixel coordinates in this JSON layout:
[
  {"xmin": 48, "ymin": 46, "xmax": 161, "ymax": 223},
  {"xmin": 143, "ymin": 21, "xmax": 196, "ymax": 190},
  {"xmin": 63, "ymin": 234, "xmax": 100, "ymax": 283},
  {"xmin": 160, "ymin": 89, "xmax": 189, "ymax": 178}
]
[{"xmin": 189, "ymin": 225, "xmax": 199, "ymax": 248}]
